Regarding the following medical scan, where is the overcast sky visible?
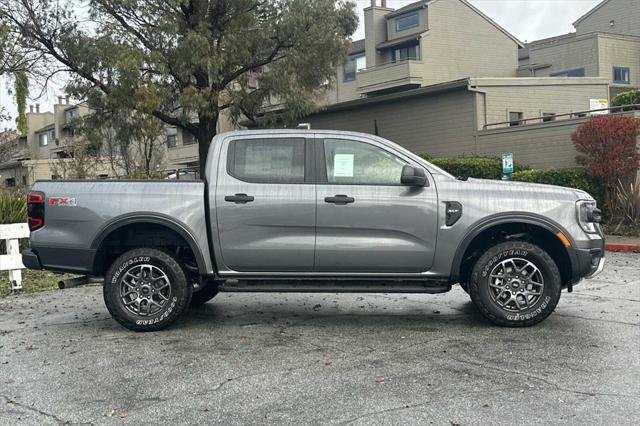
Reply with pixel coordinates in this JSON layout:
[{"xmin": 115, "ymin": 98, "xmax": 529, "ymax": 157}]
[{"xmin": 0, "ymin": 0, "xmax": 602, "ymax": 129}]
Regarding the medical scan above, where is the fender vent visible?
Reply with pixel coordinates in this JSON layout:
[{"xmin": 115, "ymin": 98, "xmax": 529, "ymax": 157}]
[{"xmin": 445, "ymin": 202, "xmax": 463, "ymax": 226}]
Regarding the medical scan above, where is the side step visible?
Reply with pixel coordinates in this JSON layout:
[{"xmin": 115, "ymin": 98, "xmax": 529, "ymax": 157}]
[{"xmin": 218, "ymin": 279, "xmax": 451, "ymax": 294}]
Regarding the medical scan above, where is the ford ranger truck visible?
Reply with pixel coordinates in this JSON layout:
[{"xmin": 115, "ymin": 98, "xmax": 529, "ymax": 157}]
[{"xmin": 22, "ymin": 130, "xmax": 605, "ymax": 331}]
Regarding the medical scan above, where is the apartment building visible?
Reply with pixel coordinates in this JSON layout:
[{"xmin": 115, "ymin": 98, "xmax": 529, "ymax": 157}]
[
  {"xmin": 323, "ymin": 0, "xmax": 522, "ymax": 104},
  {"xmin": 308, "ymin": 77, "xmax": 611, "ymax": 168},
  {"xmin": 519, "ymin": 0, "xmax": 640, "ymax": 97}
]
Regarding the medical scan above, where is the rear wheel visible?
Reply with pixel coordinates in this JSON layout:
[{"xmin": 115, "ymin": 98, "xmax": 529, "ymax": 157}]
[
  {"xmin": 469, "ymin": 241, "xmax": 562, "ymax": 327},
  {"xmin": 104, "ymin": 248, "xmax": 192, "ymax": 331}
]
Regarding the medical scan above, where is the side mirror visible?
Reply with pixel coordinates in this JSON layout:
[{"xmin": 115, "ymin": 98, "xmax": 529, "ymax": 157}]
[{"xmin": 401, "ymin": 165, "xmax": 427, "ymax": 187}]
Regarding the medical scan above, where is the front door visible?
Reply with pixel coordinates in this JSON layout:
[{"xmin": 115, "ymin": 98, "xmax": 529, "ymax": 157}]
[
  {"xmin": 215, "ymin": 135, "xmax": 315, "ymax": 272},
  {"xmin": 314, "ymin": 136, "xmax": 438, "ymax": 273}
]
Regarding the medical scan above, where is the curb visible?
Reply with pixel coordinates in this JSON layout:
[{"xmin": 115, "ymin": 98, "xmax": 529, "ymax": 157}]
[{"xmin": 605, "ymin": 243, "xmax": 640, "ymax": 253}]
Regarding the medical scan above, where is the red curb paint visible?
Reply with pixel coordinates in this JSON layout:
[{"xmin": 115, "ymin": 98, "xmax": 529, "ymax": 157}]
[{"xmin": 605, "ymin": 243, "xmax": 640, "ymax": 253}]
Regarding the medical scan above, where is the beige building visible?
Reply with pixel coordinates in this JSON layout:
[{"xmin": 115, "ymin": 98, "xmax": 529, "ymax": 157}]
[
  {"xmin": 519, "ymin": 0, "xmax": 640, "ymax": 97},
  {"xmin": 307, "ymin": 77, "xmax": 611, "ymax": 168},
  {"xmin": 324, "ymin": 0, "xmax": 522, "ymax": 104}
]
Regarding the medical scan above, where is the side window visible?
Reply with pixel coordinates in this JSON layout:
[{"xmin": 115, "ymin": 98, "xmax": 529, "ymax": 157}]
[
  {"xmin": 229, "ymin": 138, "xmax": 306, "ymax": 183},
  {"xmin": 323, "ymin": 138, "xmax": 407, "ymax": 185}
]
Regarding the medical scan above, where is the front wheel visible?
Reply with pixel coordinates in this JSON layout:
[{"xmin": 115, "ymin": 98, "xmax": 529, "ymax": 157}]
[
  {"xmin": 469, "ymin": 241, "xmax": 562, "ymax": 327},
  {"xmin": 104, "ymin": 248, "xmax": 192, "ymax": 331}
]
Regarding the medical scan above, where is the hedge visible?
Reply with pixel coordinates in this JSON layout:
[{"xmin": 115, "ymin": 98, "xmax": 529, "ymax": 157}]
[
  {"xmin": 418, "ymin": 154, "xmax": 529, "ymax": 180},
  {"xmin": 0, "ymin": 190, "xmax": 27, "ymax": 225},
  {"xmin": 513, "ymin": 168, "xmax": 604, "ymax": 208}
]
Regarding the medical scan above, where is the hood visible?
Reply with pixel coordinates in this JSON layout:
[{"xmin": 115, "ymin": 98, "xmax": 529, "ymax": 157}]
[{"xmin": 466, "ymin": 178, "xmax": 594, "ymax": 201}]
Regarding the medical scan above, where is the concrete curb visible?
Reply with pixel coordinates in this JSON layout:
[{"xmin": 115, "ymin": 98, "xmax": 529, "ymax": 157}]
[{"xmin": 605, "ymin": 243, "xmax": 640, "ymax": 253}]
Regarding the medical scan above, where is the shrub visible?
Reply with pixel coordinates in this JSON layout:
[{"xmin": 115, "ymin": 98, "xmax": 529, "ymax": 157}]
[
  {"xmin": 612, "ymin": 176, "xmax": 640, "ymax": 233},
  {"xmin": 0, "ymin": 190, "xmax": 27, "ymax": 225},
  {"xmin": 571, "ymin": 115, "xmax": 640, "ymax": 211},
  {"xmin": 611, "ymin": 90, "xmax": 640, "ymax": 111},
  {"xmin": 513, "ymin": 168, "xmax": 605, "ymax": 209},
  {"xmin": 418, "ymin": 155, "xmax": 529, "ymax": 180}
]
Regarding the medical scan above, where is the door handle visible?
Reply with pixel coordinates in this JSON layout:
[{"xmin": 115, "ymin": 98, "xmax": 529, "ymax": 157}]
[
  {"xmin": 324, "ymin": 194, "xmax": 355, "ymax": 205},
  {"xmin": 225, "ymin": 193, "xmax": 255, "ymax": 204}
]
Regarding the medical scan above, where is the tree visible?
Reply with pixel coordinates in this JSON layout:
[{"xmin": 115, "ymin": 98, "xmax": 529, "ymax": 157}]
[
  {"xmin": 49, "ymin": 136, "xmax": 100, "ymax": 180},
  {"xmin": 0, "ymin": 23, "xmax": 33, "ymax": 133},
  {"xmin": 79, "ymin": 109, "xmax": 165, "ymax": 178},
  {"xmin": 571, "ymin": 115, "xmax": 640, "ymax": 211},
  {"xmin": 2, "ymin": 0, "xmax": 358, "ymax": 175}
]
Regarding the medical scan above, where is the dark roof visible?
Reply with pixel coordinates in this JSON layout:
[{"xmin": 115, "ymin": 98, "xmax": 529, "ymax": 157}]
[
  {"xmin": 386, "ymin": 0, "xmax": 428, "ymax": 18},
  {"xmin": 317, "ymin": 78, "xmax": 470, "ymax": 114},
  {"xmin": 349, "ymin": 39, "xmax": 365, "ymax": 55},
  {"xmin": 35, "ymin": 123, "xmax": 55, "ymax": 133},
  {"xmin": 377, "ymin": 33, "xmax": 424, "ymax": 49}
]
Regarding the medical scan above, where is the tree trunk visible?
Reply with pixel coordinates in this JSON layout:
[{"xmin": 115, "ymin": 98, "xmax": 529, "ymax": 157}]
[{"xmin": 197, "ymin": 115, "xmax": 218, "ymax": 179}]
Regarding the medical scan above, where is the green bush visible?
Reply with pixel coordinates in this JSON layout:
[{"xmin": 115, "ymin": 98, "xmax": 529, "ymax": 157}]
[
  {"xmin": 611, "ymin": 90, "xmax": 640, "ymax": 110},
  {"xmin": 418, "ymin": 154, "xmax": 529, "ymax": 180},
  {"xmin": 513, "ymin": 168, "xmax": 605, "ymax": 209},
  {"xmin": 0, "ymin": 190, "xmax": 27, "ymax": 225}
]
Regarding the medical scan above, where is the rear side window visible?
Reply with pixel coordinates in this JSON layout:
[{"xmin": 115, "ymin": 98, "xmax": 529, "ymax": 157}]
[{"xmin": 228, "ymin": 138, "xmax": 306, "ymax": 183}]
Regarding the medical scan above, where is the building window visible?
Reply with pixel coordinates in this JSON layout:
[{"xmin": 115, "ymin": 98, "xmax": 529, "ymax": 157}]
[
  {"xmin": 22, "ymin": 176, "xmax": 27, "ymax": 185},
  {"xmin": 38, "ymin": 132, "xmax": 48, "ymax": 146},
  {"xmin": 5, "ymin": 178, "xmax": 16, "ymax": 187},
  {"xmin": 613, "ymin": 67, "xmax": 630, "ymax": 84},
  {"xmin": 167, "ymin": 134, "xmax": 177, "ymax": 148},
  {"xmin": 542, "ymin": 113, "xmax": 556, "ymax": 123},
  {"xmin": 51, "ymin": 175, "xmax": 61, "ymax": 180},
  {"xmin": 509, "ymin": 112, "xmax": 523, "ymax": 127},
  {"xmin": 395, "ymin": 11, "xmax": 420, "ymax": 32},
  {"xmin": 392, "ymin": 43, "xmax": 420, "ymax": 62},
  {"xmin": 343, "ymin": 54, "xmax": 366, "ymax": 82},
  {"xmin": 228, "ymin": 138, "xmax": 306, "ymax": 184},
  {"xmin": 65, "ymin": 108, "xmax": 78, "ymax": 122},
  {"xmin": 549, "ymin": 68, "xmax": 585, "ymax": 77},
  {"xmin": 184, "ymin": 133, "xmax": 197, "ymax": 145}
]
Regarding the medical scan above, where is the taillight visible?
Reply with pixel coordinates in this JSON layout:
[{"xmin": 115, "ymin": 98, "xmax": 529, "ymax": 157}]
[{"xmin": 27, "ymin": 191, "xmax": 45, "ymax": 231}]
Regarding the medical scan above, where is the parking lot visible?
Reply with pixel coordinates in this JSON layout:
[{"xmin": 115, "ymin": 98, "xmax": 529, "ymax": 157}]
[{"xmin": 1, "ymin": 251, "xmax": 639, "ymax": 425}]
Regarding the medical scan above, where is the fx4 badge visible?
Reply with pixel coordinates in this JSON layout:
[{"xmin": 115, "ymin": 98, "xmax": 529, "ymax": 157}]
[{"xmin": 48, "ymin": 197, "xmax": 77, "ymax": 207}]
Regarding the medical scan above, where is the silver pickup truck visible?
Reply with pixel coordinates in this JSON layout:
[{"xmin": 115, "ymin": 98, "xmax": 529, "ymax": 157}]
[{"xmin": 22, "ymin": 130, "xmax": 605, "ymax": 331}]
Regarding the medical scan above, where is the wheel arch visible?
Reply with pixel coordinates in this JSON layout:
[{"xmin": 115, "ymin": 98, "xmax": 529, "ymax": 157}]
[
  {"xmin": 90, "ymin": 213, "xmax": 208, "ymax": 277},
  {"xmin": 450, "ymin": 213, "xmax": 577, "ymax": 288}
]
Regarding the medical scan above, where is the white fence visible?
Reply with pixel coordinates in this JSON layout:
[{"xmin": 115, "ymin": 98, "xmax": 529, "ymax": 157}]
[{"xmin": 0, "ymin": 223, "xmax": 29, "ymax": 291}]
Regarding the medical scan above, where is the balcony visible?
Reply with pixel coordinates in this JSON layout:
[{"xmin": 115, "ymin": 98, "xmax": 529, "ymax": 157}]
[{"xmin": 356, "ymin": 60, "xmax": 425, "ymax": 94}]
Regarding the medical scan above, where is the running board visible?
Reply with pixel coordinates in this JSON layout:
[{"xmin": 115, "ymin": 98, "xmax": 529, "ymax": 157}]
[{"xmin": 218, "ymin": 279, "xmax": 451, "ymax": 294}]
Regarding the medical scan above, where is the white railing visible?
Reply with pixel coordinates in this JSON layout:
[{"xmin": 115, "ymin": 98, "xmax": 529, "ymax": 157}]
[{"xmin": 0, "ymin": 223, "xmax": 29, "ymax": 291}]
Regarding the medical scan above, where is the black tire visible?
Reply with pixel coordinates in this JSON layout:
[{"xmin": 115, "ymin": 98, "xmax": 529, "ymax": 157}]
[
  {"xmin": 190, "ymin": 280, "xmax": 220, "ymax": 306},
  {"xmin": 459, "ymin": 282, "xmax": 469, "ymax": 294},
  {"xmin": 469, "ymin": 241, "xmax": 562, "ymax": 327},
  {"xmin": 104, "ymin": 248, "xmax": 192, "ymax": 332}
]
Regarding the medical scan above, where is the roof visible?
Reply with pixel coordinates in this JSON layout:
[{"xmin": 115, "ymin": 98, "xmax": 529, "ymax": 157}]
[
  {"xmin": 349, "ymin": 39, "xmax": 365, "ymax": 55},
  {"xmin": 386, "ymin": 0, "xmax": 428, "ymax": 18},
  {"xmin": 318, "ymin": 78, "xmax": 470, "ymax": 113},
  {"xmin": 573, "ymin": 0, "xmax": 610, "ymax": 26},
  {"xmin": 35, "ymin": 123, "xmax": 55, "ymax": 133},
  {"xmin": 377, "ymin": 33, "xmax": 424, "ymax": 49}
]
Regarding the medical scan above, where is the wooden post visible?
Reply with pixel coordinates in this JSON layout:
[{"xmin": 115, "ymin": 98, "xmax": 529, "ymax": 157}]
[{"xmin": 0, "ymin": 223, "xmax": 30, "ymax": 291}]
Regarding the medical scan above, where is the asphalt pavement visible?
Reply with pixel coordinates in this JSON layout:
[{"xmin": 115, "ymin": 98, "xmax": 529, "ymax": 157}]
[{"xmin": 1, "ymin": 252, "xmax": 639, "ymax": 425}]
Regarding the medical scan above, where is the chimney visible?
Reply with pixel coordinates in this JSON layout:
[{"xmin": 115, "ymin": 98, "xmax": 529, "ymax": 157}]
[
  {"xmin": 65, "ymin": 95, "xmax": 70, "ymax": 104},
  {"xmin": 364, "ymin": 1, "xmax": 392, "ymax": 68},
  {"xmin": 29, "ymin": 105, "xmax": 34, "ymax": 113},
  {"xmin": 35, "ymin": 104, "xmax": 40, "ymax": 113}
]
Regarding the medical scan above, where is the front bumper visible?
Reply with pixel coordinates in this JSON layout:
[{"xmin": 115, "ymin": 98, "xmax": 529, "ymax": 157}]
[{"xmin": 571, "ymin": 235, "xmax": 605, "ymax": 282}]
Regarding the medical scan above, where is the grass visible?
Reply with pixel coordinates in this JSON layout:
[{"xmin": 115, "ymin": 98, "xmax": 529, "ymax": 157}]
[{"xmin": 0, "ymin": 269, "xmax": 79, "ymax": 298}]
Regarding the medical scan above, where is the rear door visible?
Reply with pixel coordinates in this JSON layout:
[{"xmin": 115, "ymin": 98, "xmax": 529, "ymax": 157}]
[
  {"xmin": 314, "ymin": 135, "xmax": 438, "ymax": 273},
  {"xmin": 215, "ymin": 134, "xmax": 316, "ymax": 272}
]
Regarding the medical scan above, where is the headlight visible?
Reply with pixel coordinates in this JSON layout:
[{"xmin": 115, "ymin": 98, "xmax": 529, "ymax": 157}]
[{"xmin": 576, "ymin": 200, "xmax": 601, "ymax": 233}]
